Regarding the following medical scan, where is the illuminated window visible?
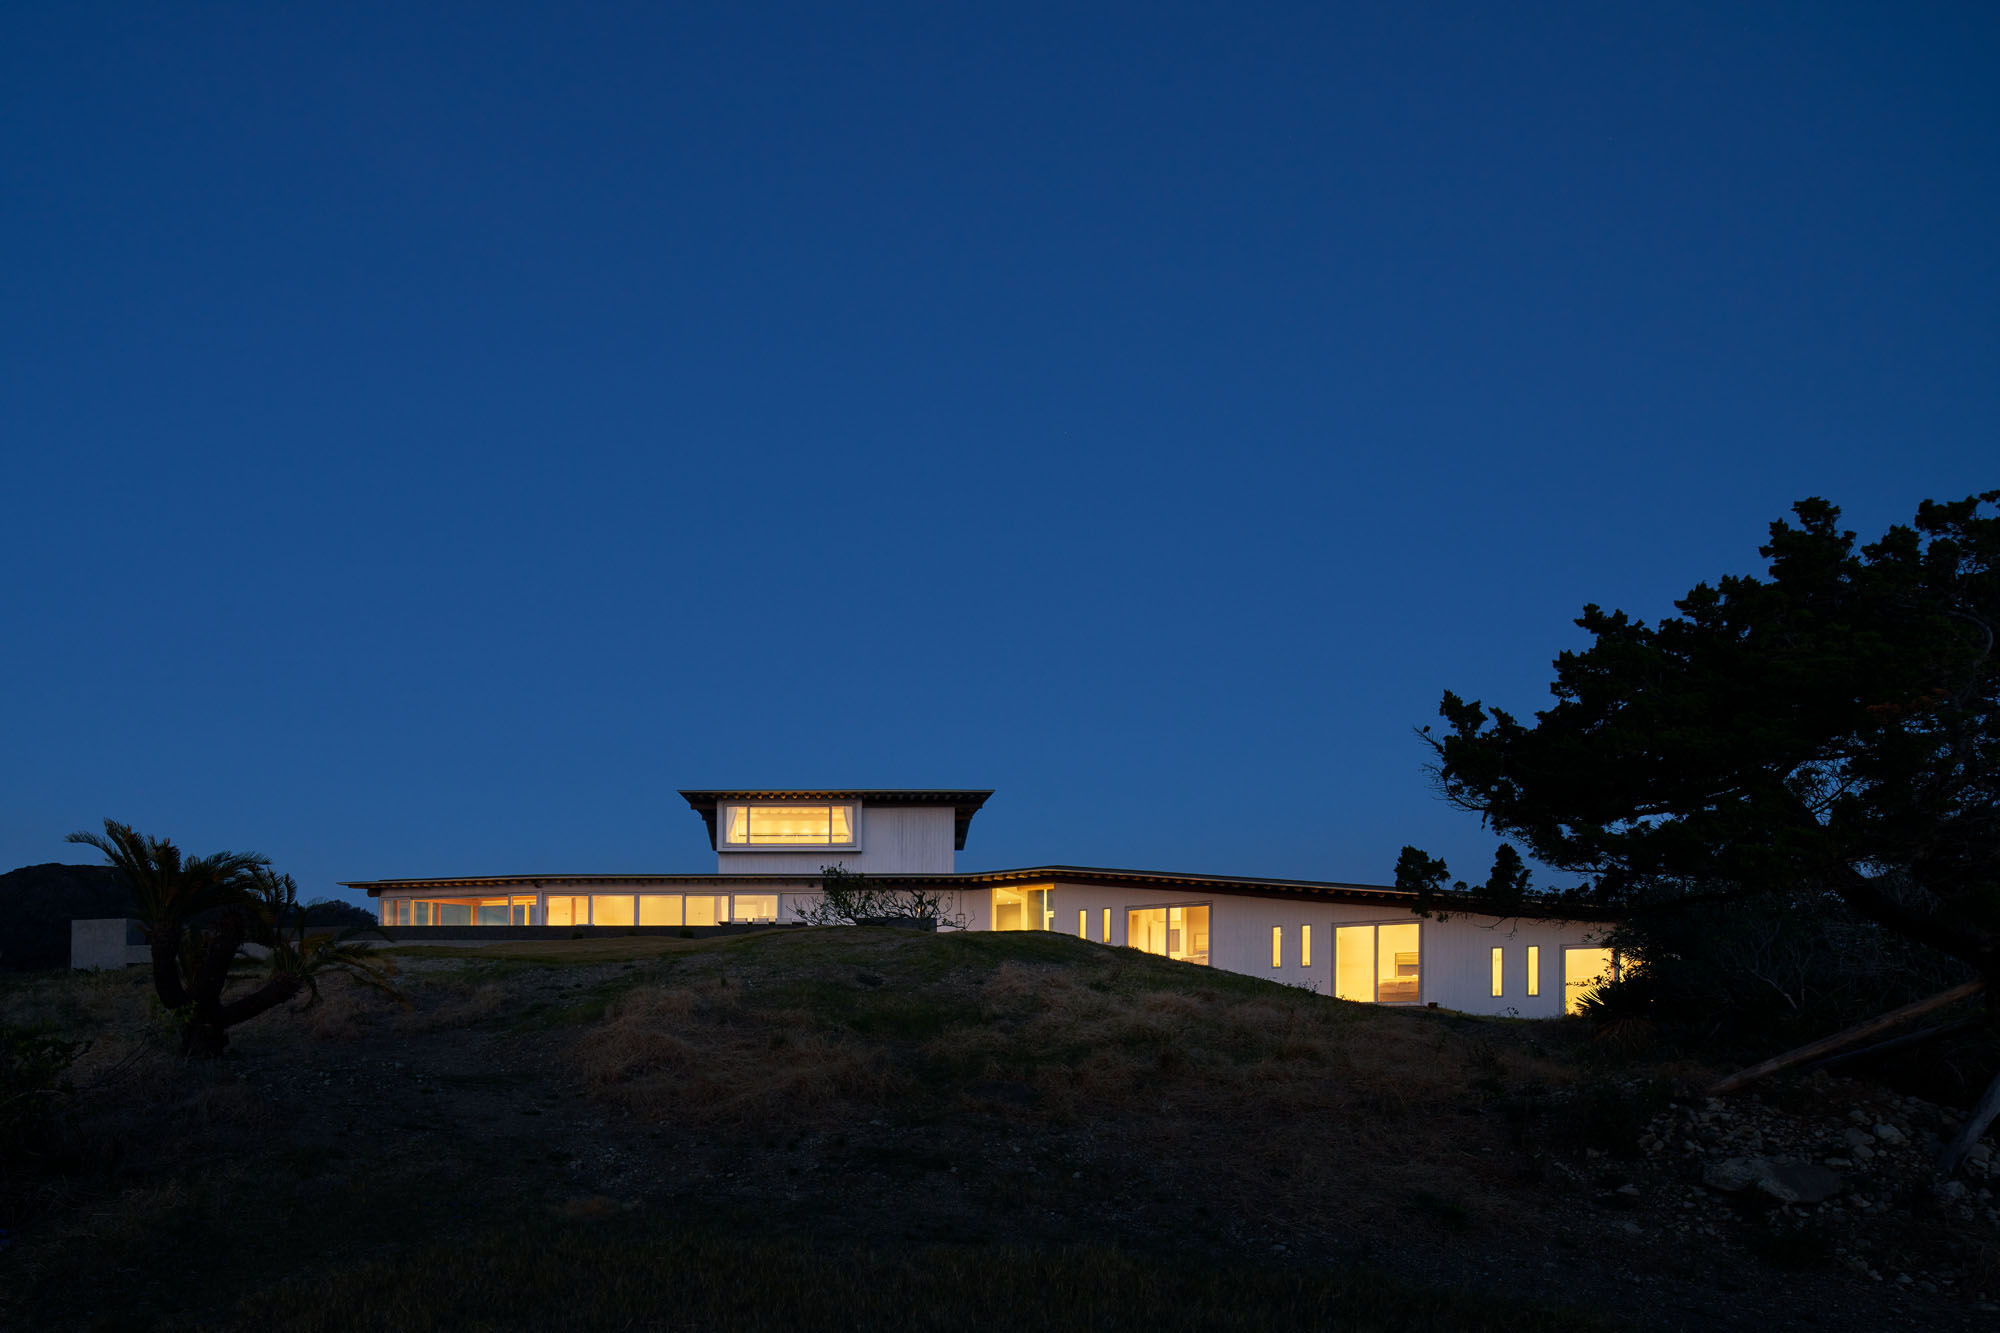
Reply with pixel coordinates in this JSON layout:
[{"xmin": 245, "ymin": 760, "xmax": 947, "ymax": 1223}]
[
  {"xmin": 1563, "ymin": 947, "xmax": 1617, "ymax": 1015},
  {"xmin": 591, "ymin": 895, "xmax": 636, "ymax": 927},
  {"xmin": 1101, "ymin": 908, "xmax": 1111, "ymax": 943},
  {"xmin": 1271, "ymin": 926, "xmax": 1283, "ymax": 969},
  {"xmin": 1126, "ymin": 905, "xmax": 1210, "ymax": 965},
  {"xmin": 1491, "ymin": 946, "xmax": 1504, "ymax": 997},
  {"xmin": 545, "ymin": 895, "xmax": 588, "ymax": 927},
  {"xmin": 1527, "ymin": 945, "xmax": 1540, "ymax": 996},
  {"xmin": 1078, "ymin": 910, "xmax": 1089, "ymax": 938},
  {"xmin": 638, "ymin": 895, "xmax": 682, "ymax": 926},
  {"xmin": 992, "ymin": 886, "xmax": 1051, "ymax": 931},
  {"xmin": 721, "ymin": 803, "xmax": 859, "ymax": 848},
  {"xmin": 685, "ymin": 895, "xmax": 727, "ymax": 927},
  {"xmin": 1333, "ymin": 923, "xmax": 1422, "ymax": 1004},
  {"xmin": 1301, "ymin": 925, "xmax": 1312, "ymax": 969},
  {"xmin": 732, "ymin": 894, "xmax": 778, "ymax": 923},
  {"xmin": 397, "ymin": 896, "xmax": 532, "ymax": 927}
]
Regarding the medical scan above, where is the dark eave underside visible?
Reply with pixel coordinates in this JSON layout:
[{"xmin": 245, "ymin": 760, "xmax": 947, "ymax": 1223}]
[{"xmin": 677, "ymin": 789, "xmax": 994, "ymax": 851}]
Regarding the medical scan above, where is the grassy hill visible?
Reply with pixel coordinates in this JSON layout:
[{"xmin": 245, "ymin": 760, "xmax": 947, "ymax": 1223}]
[{"xmin": 2, "ymin": 928, "xmax": 1994, "ymax": 1330}]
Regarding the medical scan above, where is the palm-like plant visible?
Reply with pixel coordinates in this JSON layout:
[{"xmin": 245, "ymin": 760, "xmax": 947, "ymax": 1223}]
[{"xmin": 68, "ymin": 820, "xmax": 396, "ymax": 1057}]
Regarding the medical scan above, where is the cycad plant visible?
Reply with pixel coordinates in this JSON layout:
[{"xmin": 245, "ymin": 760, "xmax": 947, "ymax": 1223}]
[{"xmin": 68, "ymin": 820, "xmax": 395, "ymax": 1057}]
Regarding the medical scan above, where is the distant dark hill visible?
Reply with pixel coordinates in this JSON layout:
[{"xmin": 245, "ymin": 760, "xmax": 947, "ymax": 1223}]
[{"xmin": 0, "ymin": 862, "xmax": 134, "ymax": 970}]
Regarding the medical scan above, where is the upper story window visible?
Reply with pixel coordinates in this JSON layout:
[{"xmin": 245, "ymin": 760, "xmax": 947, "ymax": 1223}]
[{"xmin": 721, "ymin": 802, "xmax": 859, "ymax": 849}]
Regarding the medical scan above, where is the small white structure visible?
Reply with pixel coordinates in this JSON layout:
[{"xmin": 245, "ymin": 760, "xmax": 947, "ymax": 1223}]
[
  {"xmin": 347, "ymin": 789, "xmax": 1619, "ymax": 1018},
  {"xmin": 70, "ymin": 918, "xmax": 150, "ymax": 970}
]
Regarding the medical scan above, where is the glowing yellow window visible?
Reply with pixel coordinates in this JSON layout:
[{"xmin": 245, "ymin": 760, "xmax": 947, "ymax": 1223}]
[
  {"xmin": 722, "ymin": 803, "xmax": 858, "ymax": 847},
  {"xmin": 685, "ymin": 895, "xmax": 727, "ymax": 927},
  {"xmin": 1078, "ymin": 910, "xmax": 1089, "ymax": 938},
  {"xmin": 1527, "ymin": 945, "xmax": 1540, "ymax": 996},
  {"xmin": 1301, "ymin": 924, "xmax": 1312, "ymax": 969},
  {"xmin": 1492, "ymin": 946, "xmax": 1504, "ymax": 997},
  {"xmin": 1125, "ymin": 905, "xmax": 1210, "ymax": 965},
  {"xmin": 592, "ymin": 895, "xmax": 636, "ymax": 927},
  {"xmin": 544, "ymin": 895, "xmax": 587, "ymax": 927},
  {"xmin": 1101, "ymin": 908, "xmax": 1111, "ymax": 943},
  {"xmin": 638, "ymin": 895, "xmax": 682, "ymax": 926},
  {"xmin": 992, "ymin": 886, "xmax": 1050, "ymax": 931},
  {"xmin": 732, "ymin": 894, "xmax": 778, "ymax": 923},
  {"xmin": 1333, "ymin": 923, "xmax": 1421, "ymax": 1004},
  {"xmin": 1271, "ymin": 925, "xmax": 1283, "ymax": 969},
  {"xmin": 1564, "ymin": 947, "xmax": 1617, "ymax": 1015}
]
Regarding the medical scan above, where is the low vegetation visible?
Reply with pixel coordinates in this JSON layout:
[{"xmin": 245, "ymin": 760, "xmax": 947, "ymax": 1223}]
[{"xmin": 2, "ymin": 928, "xmax": 1994, "ymax": 1330}]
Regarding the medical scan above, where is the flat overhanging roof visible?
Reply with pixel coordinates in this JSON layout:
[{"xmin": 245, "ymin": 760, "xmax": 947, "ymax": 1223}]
[
  {"xmin": 339, "ymin": 863, "xmax": 1600, "ymax": 919},
  {"xmin": 677, "ymin": 789, "xmax": 994, "ymax": 850}
]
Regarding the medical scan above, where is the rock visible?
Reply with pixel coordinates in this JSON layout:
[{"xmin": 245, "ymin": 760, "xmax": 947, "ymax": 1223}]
[
  {"xmin": 1702, "ymin": 1156, "xmax": 1845, "ymax": 1205},
  {"xmin": 1873, "ymin": 1123, "xmax": 1906, "ymax": 1145},
  {"xmin": 1843, "ymin": 1127, "xmax": 1875, "ymax": 1150}
]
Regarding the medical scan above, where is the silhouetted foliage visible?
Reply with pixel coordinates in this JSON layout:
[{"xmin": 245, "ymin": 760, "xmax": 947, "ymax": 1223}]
[
  {"xmin": 67, "ymin": 821, "xmax": 396, "ymax": 1058},
  {"xmin": 793, "ymin": 865, "xmax": 965, "ymax": 929},
  {"xmin": 1399, "ymin": 494, "xmax": 1998, "ymax": 1029}
]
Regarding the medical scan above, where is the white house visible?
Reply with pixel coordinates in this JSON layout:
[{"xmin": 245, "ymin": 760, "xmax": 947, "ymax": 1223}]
[{"xmin": 345, "ymin": 789, "xmax": 1619, "ymax": 1018}]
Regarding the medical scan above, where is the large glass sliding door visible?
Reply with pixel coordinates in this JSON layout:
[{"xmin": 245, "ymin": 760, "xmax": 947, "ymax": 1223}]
[
  {"xmin": 1126, "ymin": 905, "xmax": 1210, "ymax": 965},
  {"xmin": 1333, "ymin": 922, "xmax": 1422, "ymax": 1003},
  {"xmin": 992, "ymin": 886, "xmax": 1051, "ymax": 931}
]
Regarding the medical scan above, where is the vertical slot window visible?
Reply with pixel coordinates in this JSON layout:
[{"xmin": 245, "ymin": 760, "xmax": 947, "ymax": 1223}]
[
  {"xmin": 1301, "ymin": 924, "xmax": 1312, "ymax": 969},
  {"xmin": 1527, "ymin": 945, "xmax": 1540, "ymax": 996},
  {"xmin": 1078, "ymin": 910, "xmax": 1088, "ymax": 938},
  {"xmin": 1271, "ymin": 925, "xmax": 1283, "ymax": 969},
  {"xmin": 1491, "ymin": 946, "xmax": 1504, "ymax": 997},
  {"xmin": 1101, "ymin": 908, "xmax": 1112, "ymax": 943}
]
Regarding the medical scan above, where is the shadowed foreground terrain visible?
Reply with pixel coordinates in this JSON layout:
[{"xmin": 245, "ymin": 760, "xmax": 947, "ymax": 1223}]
[{"xmin": 3, "ymin": 928, "xmax": 1995, "ymax": 1330}]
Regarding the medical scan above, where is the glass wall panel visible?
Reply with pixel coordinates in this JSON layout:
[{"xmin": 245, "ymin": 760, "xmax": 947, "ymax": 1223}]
[
  {"xmin": 722, "ymin": 803, "xmax": 861, "ymax": 847},
  {"xmin": 545, "ymin": 895, "xmax": 587, "ymax": 927},
  {"xmin": 1128, "ymin": 907, "xmax": 1164, "ymax": 954},
  {"xmin": 1126, "ymin": 905, "xmax": 1210, "ymax": 965},
  {"xmin": 685, "ymin": 895, "xmax": 726, "ymax": 927},
  {"xmin": 592, "ymin": 895, "xmax": 636, "ymax": 927},
  {"xmin": 476, "ymin": 897, "xmax": 512, "ymax": 926},
  {"xmin": 1178, "ymin": 905, "xmax": 1209, "ymax": 965},
  {"xmin": 732, "ymin": 894, "xmax": 778, "ymax": 923},
  {"xmin": 1334, "ymin": 926, "xmax": 1373, "ymax": 1001},
  {"xmin": 992, "ymin": 886, "xmax": 1050, "ymax": 931},
  {"xmin": 638, "ymin": 895, "xmax": 683, "ymax": 926},
  {"xmin": 1564, "ymin": 947, "xmax": 1616, "ymax": 1015},
  {"xmin": 511, "ymin": 896, "xmax": 535, "ymax": 925},
  {"xmin": 1377, "ymin": 922, "xmax": 1420, "ymax": 1002}
]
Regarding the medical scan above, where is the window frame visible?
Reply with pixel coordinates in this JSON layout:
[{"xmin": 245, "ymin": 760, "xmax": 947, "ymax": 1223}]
[
  {"xmin": 718, "ymin": 801, "xmax": 862, "ymax": 852},
  {"xmin": 1332, "ymin": 919, "xmax": 1425, "ymax": 1006}
]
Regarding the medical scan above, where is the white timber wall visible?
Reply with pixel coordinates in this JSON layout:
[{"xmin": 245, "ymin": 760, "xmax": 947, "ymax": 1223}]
[
  {"xmin": 715, "ymin": 806, "xmax": 956, "ymax": 876},
  {"xmin": 992, "ymin": 881, "xmax": 1613, "ymax": 1019}
]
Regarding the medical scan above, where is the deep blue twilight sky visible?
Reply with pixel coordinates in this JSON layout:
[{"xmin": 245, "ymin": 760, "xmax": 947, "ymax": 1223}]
[{"xmin": 3, "ymin": 3, "xmax": 1994, "ymax": 907}]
